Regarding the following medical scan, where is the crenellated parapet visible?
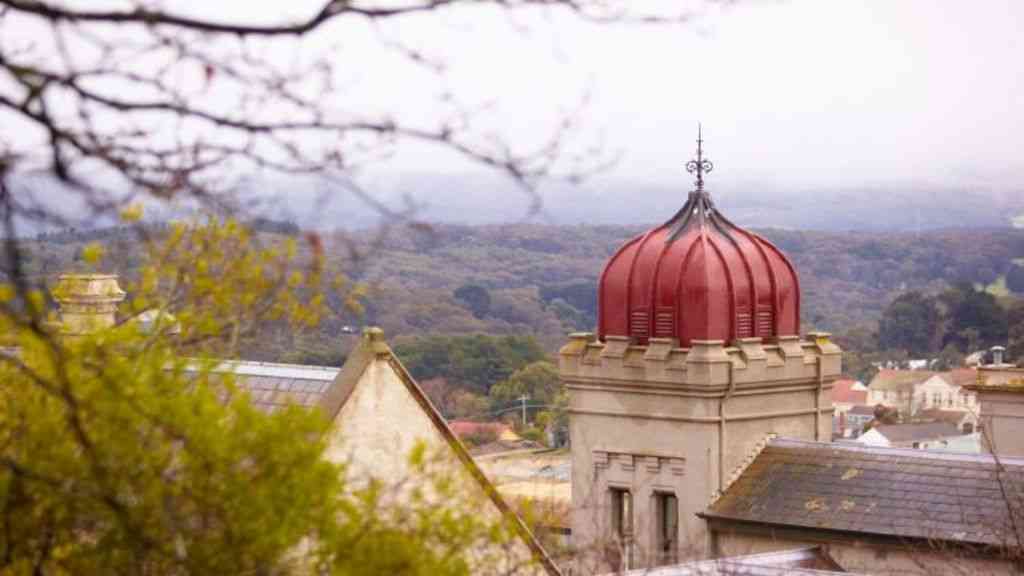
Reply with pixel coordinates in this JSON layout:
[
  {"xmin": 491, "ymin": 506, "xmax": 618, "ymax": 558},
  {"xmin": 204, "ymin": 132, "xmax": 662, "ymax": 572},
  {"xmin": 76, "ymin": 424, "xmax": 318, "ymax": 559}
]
[{"xmin": 560, "ymin": 331, "xmax": 841, "ymax": 393}]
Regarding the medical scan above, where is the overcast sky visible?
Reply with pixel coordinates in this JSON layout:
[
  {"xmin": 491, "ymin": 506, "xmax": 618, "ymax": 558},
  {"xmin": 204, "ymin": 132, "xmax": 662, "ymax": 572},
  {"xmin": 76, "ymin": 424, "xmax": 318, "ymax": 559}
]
[
  {"xmin": 6, "ymin": 0, "xmax": 1024, "ymax": 218},
  {"xmin": 265, "ymin": 0, "xmax": 1023, "ymax": 189},
  {"xmin": 82, "ymin": 0, "xmax": 1016, "ymax": 192}
]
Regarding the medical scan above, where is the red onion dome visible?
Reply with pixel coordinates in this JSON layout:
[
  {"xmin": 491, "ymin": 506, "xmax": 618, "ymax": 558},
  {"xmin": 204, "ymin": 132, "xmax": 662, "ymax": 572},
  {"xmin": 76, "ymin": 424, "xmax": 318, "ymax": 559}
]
[{"xmin": 597, "ymin": 132, "xmax": 800, "ymax": 347}]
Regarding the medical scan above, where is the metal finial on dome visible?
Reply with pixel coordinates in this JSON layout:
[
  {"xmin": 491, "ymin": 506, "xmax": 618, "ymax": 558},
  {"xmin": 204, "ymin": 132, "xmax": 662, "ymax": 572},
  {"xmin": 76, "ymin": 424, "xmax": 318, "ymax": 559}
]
[{"xmin": 686, "ymin": 123, "xmax": 714, "ymax": 193}]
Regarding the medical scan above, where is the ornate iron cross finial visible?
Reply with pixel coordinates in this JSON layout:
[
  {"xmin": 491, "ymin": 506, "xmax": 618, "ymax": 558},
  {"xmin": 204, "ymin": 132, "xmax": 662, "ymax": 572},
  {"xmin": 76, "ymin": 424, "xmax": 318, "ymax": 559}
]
[{"xmin": 686, "ymin": 124, "xmax": 713, "ymax": 192}]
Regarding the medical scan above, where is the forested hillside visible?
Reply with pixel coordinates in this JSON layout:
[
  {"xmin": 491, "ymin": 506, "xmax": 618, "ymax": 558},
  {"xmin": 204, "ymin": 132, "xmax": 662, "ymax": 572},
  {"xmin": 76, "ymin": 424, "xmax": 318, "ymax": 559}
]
[
  {"xmin": 21, "ymin": 221, "xmax": 1024, "ymax": 377},
  {"xmin": 343, "ymin": 223, "xmax": 1024, "ymax": 342}
]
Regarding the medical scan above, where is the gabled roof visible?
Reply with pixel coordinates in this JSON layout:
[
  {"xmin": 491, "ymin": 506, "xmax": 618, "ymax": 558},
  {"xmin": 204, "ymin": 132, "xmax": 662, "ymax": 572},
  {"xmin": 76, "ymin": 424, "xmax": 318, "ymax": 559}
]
[
  {"xmin": 831, "ymin": 378, "xmax": 867, "ymax": 404},
  {"xmin": 620, "ymin": 547, "xmax": 854, "ymax": 576},
  {"xmin": 868, "ymin": 369, "xmax": 937, "ymax": 392},
  {"xmin": 869, "ymin": 421, "xmax": 963, "ymax": 443},
  {"xmin": 312, "ymin": 328, "xmax": 561, "ymax": 576},
  {"xmin": 184, "ymin": 329, "xmax": 560, "ymax": 575},
  {"xmin": 704, "ymin": 438, "xmax": 1024, "ymax": 549}
]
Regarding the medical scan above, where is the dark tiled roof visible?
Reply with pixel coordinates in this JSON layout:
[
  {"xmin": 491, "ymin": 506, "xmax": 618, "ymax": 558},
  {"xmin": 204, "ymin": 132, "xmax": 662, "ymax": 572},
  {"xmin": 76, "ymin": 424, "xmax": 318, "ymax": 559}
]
[
  {"xmin": 846, "ymin": 405, "xmax": 876, "ymax": 416},
  {"xmin": 870, "ymin": 421, "xmax": 963, "ymax": 443},
  {"xmin": 622, "ymin": 547, "xmax": 853, "ymax": 575},
  {"xmin": 916, "ymin": 408, "xmax": 971, "ymax": 425},
  {"xmin": 705, "ymin": 438, "xmax": 1024, "ymax": 548}
]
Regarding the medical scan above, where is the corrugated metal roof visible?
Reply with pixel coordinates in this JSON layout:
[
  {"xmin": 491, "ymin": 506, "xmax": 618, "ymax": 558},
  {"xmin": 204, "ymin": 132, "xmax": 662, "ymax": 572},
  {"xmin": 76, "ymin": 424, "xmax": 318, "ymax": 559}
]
[
  {"xmin": 209, "ymin": 360, "xmax": 340, "ymax": 381},
  {"xmin": 181, "ymin": 360, "xmax": 340, "ymax": 413},
  {"xmin": 705, "ymin": 438, "xmax": 1024, "ymax": 548}
]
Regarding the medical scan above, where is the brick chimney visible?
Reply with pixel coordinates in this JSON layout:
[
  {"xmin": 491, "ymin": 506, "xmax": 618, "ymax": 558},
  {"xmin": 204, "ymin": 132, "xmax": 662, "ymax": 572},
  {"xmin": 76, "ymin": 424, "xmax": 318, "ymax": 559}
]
[{"xmin": 51, "ymin": 274, "xmax": 126, "ymax": 335}]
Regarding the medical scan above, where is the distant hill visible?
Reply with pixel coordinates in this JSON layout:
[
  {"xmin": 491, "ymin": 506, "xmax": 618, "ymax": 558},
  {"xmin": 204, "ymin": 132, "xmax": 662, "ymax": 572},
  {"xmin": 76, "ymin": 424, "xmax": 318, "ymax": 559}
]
[
  {"xmin": 14, "ymin": 173, "xmax": 1024, "ymax": 234},
  {"xmin": 246, "ymin": 173, "xmax": 1024, "ymax": 233},
  {"xmin": 21, "ymin": 221, "xmax": 1024, "ymax": 360},
  {"xmin": 340, "ymin": 223, "xmax": 1024, "ymax": 347}
]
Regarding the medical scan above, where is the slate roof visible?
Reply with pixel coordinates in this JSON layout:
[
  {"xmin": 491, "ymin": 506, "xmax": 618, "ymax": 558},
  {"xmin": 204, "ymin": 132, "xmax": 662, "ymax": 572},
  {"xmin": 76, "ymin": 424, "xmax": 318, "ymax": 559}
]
[
  {"xmin": 704, "ymin": 438, "xmax": 1024, "ymax": 548},
  {"xmin": 869, "ymin": 421, "xmax": 963, "ymax": 443},
  {"xmin": 621, "ymin": 547, "xmax": 853, "ymax": 576},
  {"xmin": 183, "ymin": 360, "xmax": 340, "ymax": 413},
  {"xmin": 916, "ymin": 408, "xmax": 972, "ymax": 425},
  {"xmin": 846, "ymin": 405, "xmax": 876, "ymax": 416}
]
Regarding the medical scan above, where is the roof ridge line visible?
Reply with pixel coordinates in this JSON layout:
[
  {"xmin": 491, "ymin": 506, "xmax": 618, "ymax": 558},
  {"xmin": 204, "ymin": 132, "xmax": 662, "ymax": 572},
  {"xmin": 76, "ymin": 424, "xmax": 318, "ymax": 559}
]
[
  {"xmin": 183, "ymin": 357, "xmax": 341, "ymax": 372},
  {"xmin": 709, "ymin": 432, "xmax": 777, "ymax": 506},
  {"xmin": 774, "ymin": 436, "xmax": 1024, "ymax": 465},
  {"xmin": 215, "ymin": 359, "xmax": 340, "ymax": 371}
]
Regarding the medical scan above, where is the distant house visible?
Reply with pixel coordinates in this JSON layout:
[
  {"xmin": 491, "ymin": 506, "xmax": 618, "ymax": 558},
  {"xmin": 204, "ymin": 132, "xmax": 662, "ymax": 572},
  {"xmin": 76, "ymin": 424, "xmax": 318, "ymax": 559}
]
[
  {"xmin": 841, "ymin": 405, "xmax": 876, "ymax": 438},
  {"xmin": 856, "ymin": 421, "xmax": 979, "ymax": 452},
  {"xmin": 867, "ymin": 368, "xmax": 977, "ymax": 416},
  {"xmin": 831, "ymin": 379, "xmax": 868, "ymax": 438}
]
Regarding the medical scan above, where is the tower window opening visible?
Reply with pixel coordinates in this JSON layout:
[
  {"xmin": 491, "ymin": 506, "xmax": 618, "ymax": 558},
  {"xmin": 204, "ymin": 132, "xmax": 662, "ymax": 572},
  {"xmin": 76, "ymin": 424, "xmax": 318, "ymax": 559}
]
[
  {"xmin": 655, "ymin": 492, "xmax": 679, "ymax": 565},
  {"xmin": 610, "ymin": 488, "xmax": 634, "ymax": 569}
]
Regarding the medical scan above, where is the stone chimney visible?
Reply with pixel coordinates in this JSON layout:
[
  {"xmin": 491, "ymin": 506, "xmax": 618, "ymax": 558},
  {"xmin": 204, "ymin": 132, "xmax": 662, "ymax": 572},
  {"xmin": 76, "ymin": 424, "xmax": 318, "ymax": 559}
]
[
  {"xmin": 51, "ymin": 274, "xmax": 126, "ymax": 335},
  {"xmin": 965, "ymin": 350, "xmax": 1024, "ymax": 457},
  {"xmin": 991, "ymin": 345, "xmax": 1007, "ymax": 367}
]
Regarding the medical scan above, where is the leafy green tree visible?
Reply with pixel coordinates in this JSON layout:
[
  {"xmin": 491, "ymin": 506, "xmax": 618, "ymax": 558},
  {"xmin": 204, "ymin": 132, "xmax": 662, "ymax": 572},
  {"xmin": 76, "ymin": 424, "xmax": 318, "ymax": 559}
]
[
  {"xmin": 941, "ymin": 282, "xmax": 1009, "ymax": 351},
  {"xmin": 490, "ymin": 361, "xmax": 561, "ymax": 408},
  {"xmin": 540, "ymin": 281, "xmax": 598, "ymax": 328},
  {"xmin": 535, "ymin": 389, "xmax": 570, "ymax": 447},
  {"xmin": 454, "ymin": 284, "xmax": 492, "ymax": 319},
  {"xmin": 1007, "ymin": 300, "xmax": 1024, "ymax": 365},
  {"xmin": 933, "ymin": 343, "xmax": 966, "ymax": 371},
  {"xmin": 0, "ymin": 220, "xmax": 543, "ymax": 576},
  {"xmin": 394, "ymin": 335, "xmax": 546, "ymax": 395},
  {"xmin": 547, "ymin": 298, "xmax": 589, "ymax": 332},
  {"xmin": 878, "ymin": 291, "xmax": 942, "ymax": 356}
]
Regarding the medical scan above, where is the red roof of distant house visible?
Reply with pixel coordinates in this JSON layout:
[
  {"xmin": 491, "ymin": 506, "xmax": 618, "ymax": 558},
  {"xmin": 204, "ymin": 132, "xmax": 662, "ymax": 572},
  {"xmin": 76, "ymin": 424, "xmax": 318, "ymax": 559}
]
[
  {"xmin": 831, "ymin": 378, "xmax": 867, "ymax": 405},
  {"xmin": 448, "ymin": 420, "xmax": 511, "ymax": 438}
]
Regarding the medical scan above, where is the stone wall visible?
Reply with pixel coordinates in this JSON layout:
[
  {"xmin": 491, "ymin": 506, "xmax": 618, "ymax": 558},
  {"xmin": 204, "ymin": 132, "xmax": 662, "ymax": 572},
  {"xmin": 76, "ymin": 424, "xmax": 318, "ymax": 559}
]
[
  {"xmin": 713, "ymin": 527, "xmax": 1016, "ymax": 576},
  {"xmin": 562, "ymin": 332, "xmax": 841, "ymax": 570}
]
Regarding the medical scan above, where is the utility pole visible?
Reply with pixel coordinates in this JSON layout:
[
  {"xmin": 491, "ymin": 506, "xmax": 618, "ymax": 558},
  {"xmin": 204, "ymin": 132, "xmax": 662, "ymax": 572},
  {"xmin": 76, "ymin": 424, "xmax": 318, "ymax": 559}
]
[{"xmin": 519, "ymin": 394, "xmax": 528, "ymax": 428}]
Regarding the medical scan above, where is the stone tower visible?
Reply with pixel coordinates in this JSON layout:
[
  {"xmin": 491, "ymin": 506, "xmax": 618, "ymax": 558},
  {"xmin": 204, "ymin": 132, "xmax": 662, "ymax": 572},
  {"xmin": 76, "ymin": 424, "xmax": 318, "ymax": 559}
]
[
  {"xmin": 562, "ymin": 131, "xmax": 841, "ymax": 571},
  {"xmin": 51, "ymin": 274, "xmax": 126, "ymax": 335}
]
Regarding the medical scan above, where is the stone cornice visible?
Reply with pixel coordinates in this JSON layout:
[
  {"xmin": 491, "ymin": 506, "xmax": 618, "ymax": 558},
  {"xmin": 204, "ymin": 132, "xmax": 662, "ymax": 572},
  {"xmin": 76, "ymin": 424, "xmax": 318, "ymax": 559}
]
[{"xmin": 560, "ymin": 332, "xmax": 842, "ymax": 389}]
